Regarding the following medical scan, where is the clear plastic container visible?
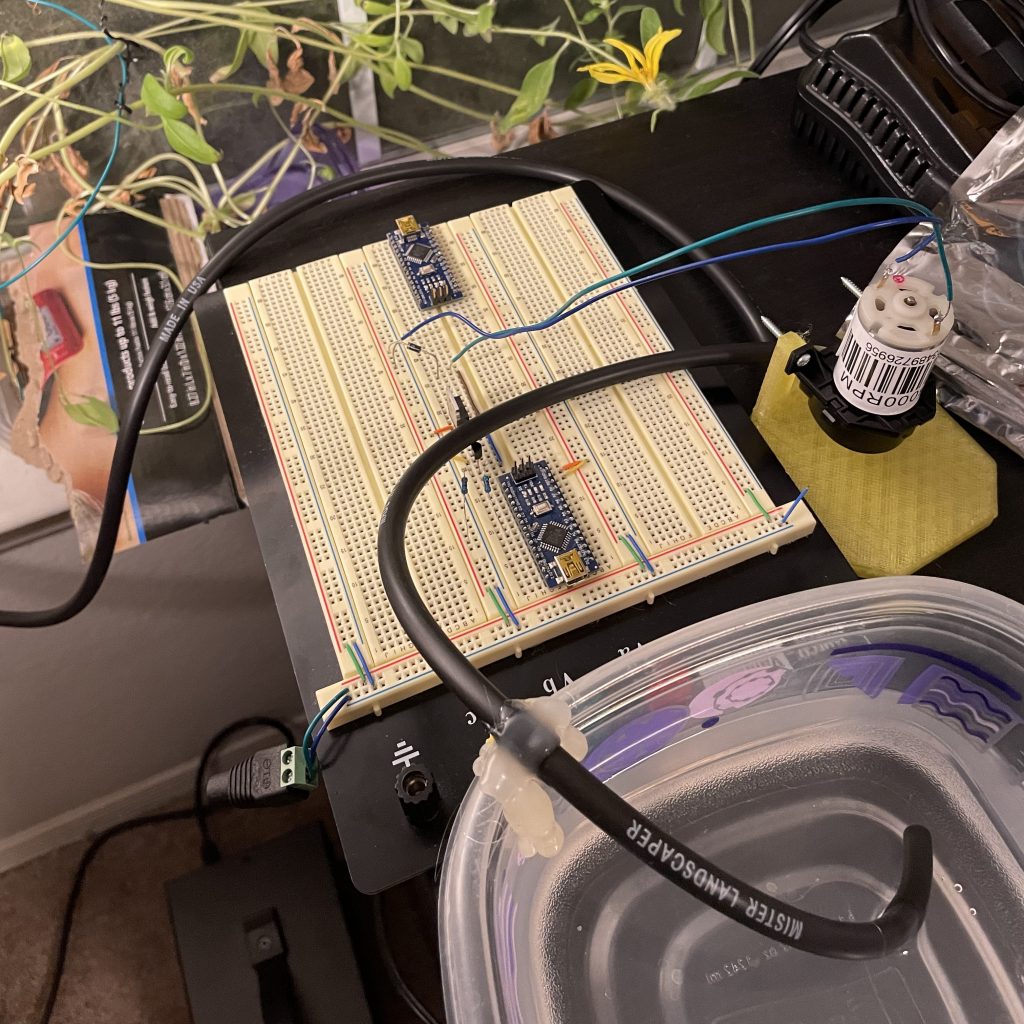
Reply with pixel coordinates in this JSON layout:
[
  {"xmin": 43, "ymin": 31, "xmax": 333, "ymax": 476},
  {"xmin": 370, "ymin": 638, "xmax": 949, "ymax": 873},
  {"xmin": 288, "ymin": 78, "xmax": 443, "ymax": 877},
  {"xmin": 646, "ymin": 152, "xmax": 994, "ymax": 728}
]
[{"xmin": 440, "ymin": 578, "xmax": 1024, "ymax": 1024}]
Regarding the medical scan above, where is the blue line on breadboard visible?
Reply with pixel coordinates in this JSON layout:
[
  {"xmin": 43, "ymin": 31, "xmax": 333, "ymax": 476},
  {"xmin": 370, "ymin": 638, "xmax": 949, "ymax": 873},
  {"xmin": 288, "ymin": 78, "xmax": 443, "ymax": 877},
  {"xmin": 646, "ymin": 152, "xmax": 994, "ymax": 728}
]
[
  {"xmin": 363, "ymin": 267, "xmax": 509, "ymax": 593},
  {"xmin": 246, "ymin": 297, "xmax": 367, "ymax": 649},
  {"xmin": 567, "ymin": 201, "xmax": 765, "ymax": 486},
  {"xmin": 468, "ymin": 226, "xmax": 641, "ymax": 539},
  {"xmin": 386, "ymin": 520, "xmax": 797, "ymax": 689}
]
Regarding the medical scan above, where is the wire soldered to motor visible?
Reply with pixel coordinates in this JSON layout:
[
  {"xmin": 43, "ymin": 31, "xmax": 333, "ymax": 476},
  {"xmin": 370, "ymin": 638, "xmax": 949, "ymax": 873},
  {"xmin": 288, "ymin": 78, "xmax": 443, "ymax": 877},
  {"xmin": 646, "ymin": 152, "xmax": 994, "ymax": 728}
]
[{"xmin": 787, "ymin": 270, "xmax": 954, "ymax": 453}]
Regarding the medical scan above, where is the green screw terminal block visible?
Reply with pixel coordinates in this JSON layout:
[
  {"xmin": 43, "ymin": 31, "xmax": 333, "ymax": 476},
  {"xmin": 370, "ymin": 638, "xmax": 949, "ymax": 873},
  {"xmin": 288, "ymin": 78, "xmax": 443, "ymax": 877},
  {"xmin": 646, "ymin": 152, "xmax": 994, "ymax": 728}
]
[{"xmin": 280, "ymin": 746, "xmax": 318, "ymax": 792}]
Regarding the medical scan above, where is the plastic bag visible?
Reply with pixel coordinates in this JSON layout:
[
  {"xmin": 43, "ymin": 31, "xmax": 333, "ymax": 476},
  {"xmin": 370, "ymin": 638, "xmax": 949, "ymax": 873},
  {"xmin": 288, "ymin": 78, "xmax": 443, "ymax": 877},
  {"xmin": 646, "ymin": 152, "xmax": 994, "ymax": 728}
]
[{"xmin": 877, "ymin": 109, "xmax": 1024, "ymax": 457}]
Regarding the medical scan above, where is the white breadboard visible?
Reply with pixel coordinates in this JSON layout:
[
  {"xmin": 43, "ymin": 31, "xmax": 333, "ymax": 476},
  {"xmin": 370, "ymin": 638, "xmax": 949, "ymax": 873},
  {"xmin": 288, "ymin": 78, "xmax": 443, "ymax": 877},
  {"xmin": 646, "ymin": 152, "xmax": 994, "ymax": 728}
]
[{"xmin": 224, "ymin": 187, "xmax": 815, "ymax": 725}]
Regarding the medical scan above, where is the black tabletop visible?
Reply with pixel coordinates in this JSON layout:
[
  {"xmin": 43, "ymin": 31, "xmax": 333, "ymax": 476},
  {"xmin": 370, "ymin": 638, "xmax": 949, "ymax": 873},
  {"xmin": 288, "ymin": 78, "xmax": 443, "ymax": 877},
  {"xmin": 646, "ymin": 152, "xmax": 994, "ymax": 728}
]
[{"xmin": 198, "ymin": 69, "xmax": 1021, "ymax": 894}]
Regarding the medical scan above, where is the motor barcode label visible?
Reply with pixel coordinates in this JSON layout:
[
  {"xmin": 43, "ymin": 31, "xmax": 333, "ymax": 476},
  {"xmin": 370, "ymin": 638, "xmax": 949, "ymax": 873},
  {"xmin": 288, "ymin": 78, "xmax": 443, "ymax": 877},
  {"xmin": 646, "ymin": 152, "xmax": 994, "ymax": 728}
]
[{"xmin": 833, "ymin": 316, "xmax": 941, "ymax": 414}]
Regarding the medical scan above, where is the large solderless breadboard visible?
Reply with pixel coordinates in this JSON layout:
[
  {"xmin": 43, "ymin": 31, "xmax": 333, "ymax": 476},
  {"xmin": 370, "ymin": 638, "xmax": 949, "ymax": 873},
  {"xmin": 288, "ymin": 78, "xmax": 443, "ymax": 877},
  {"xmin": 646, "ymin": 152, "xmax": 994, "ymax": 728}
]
[{"xmin": 225, "ymin": 187, "xmax": 815, "ymax": 725}]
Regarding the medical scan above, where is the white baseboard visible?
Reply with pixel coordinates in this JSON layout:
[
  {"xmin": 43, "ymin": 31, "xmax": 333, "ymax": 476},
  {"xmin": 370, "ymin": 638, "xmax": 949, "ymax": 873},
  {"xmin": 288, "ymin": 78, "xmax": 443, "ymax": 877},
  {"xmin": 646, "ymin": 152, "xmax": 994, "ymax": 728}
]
[{"xmin": 0, "ymin": 717, "xmax": 307, "ymax": 875}]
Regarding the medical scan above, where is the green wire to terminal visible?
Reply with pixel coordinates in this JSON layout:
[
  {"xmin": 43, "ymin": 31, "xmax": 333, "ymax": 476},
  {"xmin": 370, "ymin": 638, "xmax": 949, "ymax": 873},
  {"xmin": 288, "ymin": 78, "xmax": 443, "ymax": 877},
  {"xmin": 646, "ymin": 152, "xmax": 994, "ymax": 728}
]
[{"xmin": 301, "ymin": 686, "xmax": 350, "ymax": 774}]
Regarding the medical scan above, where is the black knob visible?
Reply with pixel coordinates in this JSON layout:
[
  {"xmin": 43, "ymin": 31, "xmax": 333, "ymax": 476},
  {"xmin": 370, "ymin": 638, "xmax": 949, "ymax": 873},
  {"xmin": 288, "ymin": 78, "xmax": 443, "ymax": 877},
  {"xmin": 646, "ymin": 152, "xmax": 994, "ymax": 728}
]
[{"xmin": 395, "ymin": 763, "xmax": 440, "ymax": 828}]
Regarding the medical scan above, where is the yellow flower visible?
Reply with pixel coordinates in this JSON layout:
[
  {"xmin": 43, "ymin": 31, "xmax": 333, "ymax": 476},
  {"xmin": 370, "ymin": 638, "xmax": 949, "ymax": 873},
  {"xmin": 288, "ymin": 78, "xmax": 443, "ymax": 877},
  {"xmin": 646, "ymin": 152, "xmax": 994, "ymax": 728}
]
[{"xmin": 579, "ymin": 29, "xmax": 682, "ymax": 89}]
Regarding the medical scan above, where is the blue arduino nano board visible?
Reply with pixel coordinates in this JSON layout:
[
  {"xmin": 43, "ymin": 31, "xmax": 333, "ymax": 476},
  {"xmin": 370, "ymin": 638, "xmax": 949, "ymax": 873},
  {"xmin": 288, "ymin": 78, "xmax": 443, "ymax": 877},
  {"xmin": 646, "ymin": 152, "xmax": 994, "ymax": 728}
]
[
  {"xmin": 499, "ymin": 459, "xmax": 598, "ymax": 588},
  {"xmin": 388, "ymin": 215, "xmax": 462, "ymax": 310}
]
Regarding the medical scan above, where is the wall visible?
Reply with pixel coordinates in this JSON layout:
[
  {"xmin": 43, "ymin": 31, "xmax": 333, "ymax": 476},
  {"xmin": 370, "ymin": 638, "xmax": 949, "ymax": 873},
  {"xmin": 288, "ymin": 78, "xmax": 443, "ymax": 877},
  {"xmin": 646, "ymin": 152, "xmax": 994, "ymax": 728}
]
[{"xmin": 0, "ymin": 511, "xmax": 300, "ymax": 869}]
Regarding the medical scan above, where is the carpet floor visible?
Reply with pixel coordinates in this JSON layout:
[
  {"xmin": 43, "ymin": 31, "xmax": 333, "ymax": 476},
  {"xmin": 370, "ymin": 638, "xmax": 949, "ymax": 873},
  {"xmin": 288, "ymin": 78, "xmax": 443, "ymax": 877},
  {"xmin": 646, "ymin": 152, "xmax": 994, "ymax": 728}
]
[{"xmin": 0, "ymin": 789, "xmax": 445, "ymax": 1024}]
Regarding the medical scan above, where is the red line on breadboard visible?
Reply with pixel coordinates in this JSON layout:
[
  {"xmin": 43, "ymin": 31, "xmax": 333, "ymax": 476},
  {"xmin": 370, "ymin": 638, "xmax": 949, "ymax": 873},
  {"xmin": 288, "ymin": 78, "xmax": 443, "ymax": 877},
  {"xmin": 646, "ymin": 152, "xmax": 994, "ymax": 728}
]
[
  {"xmin": 557, "ymin": 201, "xmax": 745, "ymax": 497},
  {"xmin": 230, "ymin": 299, "xmax": 344, "ymax": 653},
  {"xmin": 454, "ymin": 230, "xmax": 618, "ymax": 543},
  {"xmin": 344, "ymin": 264, "xmax": 485, "ymax": 598},
  {"xmin": 367, "ymin": 507, "xmax": 786, "ymax": 674}
]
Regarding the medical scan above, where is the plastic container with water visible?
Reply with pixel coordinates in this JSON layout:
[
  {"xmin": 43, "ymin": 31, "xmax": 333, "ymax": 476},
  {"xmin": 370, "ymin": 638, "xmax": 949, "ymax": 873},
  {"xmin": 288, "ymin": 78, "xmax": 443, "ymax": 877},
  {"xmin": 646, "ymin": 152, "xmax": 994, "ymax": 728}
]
[{"xmin": 440, "ymin": 578, "xmax": 1024, "ymax": 1024}]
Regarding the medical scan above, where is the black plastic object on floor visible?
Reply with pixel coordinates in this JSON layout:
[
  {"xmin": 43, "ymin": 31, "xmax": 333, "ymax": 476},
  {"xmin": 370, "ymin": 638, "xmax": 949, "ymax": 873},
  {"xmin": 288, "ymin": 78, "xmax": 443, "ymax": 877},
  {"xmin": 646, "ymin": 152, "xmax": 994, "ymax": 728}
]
[
  {"xmin": 167, "ymin": 824, "xmax": 372, "ymax": 1024},
  {"xmin": 793, "ymin": 9, "xmax": 1023, "ymax": 206}
]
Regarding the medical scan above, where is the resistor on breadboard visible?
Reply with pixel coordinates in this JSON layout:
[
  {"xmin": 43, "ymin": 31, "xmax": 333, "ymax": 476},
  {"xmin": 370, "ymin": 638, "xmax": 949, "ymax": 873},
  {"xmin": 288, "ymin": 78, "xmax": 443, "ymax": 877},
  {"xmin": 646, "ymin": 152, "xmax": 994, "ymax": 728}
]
[{"xmin": 224, "ymin": 187, "xmax": 815, "ymax": 727}]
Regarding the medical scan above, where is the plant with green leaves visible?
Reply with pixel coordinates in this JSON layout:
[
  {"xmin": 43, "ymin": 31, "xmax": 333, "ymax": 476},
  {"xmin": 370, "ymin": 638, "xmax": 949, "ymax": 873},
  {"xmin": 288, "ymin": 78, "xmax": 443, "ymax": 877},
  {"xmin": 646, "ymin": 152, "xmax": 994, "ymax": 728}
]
[
  {"xmin": 0, "ymin": 0, "xmax": 757, "ymax": 252},
  {"xmin": 497, "ymin": 0, "xmax": 757, "ymax": 134}
]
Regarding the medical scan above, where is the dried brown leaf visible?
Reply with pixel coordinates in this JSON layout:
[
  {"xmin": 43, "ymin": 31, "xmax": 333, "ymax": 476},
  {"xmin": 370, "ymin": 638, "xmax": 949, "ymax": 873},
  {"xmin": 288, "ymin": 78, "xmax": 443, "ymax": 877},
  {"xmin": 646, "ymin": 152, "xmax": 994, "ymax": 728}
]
[
  {"xmin": 490, "ymin": 119, "xmax": 515, "ymax": 154},
  {"xmin": 121, "ymin": 166, "xmax": 157, "ymax": 190},
  {"xmin": 527, "ymin": 112, "xmax": 558, "ymax": 145},
  {"xmin": 12, "ymin": 156, "xmax": 38, "ymax": 204},
  {"xmin": 301, "ymin": 128, "xmax": 327, "ymax": 153},
  {"xmin": 266, "ymin": 61, "xmax": 283, "ymax": 105},
  {"xmin": 64, "ymin": 145, "xmax": 89, "ymax": 177},
  {"xmin": 169, "ymin": 60, "xmax": 206, "ymax": 125},
  {"xmin": 284, "ymin": 39, "xmax": 316, "ymax": 95},
  {"xmin": 283, "ymin": 64, "xmax": 314, "ymax": 95},
  {"xmin": 51, "ymin": 159, "xmax": 83, "ymax": 199}
]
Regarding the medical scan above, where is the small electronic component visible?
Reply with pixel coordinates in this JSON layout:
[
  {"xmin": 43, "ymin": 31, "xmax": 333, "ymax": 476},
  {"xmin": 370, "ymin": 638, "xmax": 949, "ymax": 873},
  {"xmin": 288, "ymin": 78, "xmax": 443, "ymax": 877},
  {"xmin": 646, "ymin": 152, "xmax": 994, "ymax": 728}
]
[
  {"xmin": 510, "ymin": 460, "xmax": 536, "ymax": 484},
  {"xmin": 555, "ymin": 549, "xmax": 589, "ymax": 584},
  {"xmin": 788, "ymin": 272, "xmax": 954, "ymax": 453},
  {"xmin": 34, "ymin": 289, "xmax": 83, "ymax": 379},
  {"xmin": 453, "ymin": 394, "xmax": 483, "ymax": 460},
  {"xmin": 395, "ymin": 215, "xmax": 420, "ymax": 238},
  {"xmin": 388, "ymin": 216, "xmax": 462, "ymax": 310},
  {"xmin": 499, "ymin": 459, "xmax": 598, "ymax": 588}
]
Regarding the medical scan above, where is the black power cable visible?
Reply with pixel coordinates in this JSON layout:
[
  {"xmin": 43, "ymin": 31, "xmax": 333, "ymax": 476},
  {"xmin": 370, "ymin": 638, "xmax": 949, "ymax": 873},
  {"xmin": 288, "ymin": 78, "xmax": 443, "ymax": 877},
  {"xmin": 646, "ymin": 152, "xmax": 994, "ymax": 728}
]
[
  {"xmin": 750, "ymin": 0, "xmax": 846, "ymax": 75},
  {"xmin": 0, "ymin": 157, "xmax": 766, "ymax": 630},
  {"xmin": 193, "ymin": 716, "xmax": 295, "ymax": 864},
  {"xmin": 37, "ymin": 809, "xmax": 194, "ymax": 1024},
  {"xmin": 37, "ymin": 716, "xmax": 294, "ymax": 1024},
  {"xmin": 372, "ymin": 895, "xmax": 444, "ymax": 1024},
  {"xmin": 377, "ymin": 344, "xmax": 934, "ymax": 960},
  {"xmin": 907, "ymin": 0, "xmax": 1019, "ymax": 116}
]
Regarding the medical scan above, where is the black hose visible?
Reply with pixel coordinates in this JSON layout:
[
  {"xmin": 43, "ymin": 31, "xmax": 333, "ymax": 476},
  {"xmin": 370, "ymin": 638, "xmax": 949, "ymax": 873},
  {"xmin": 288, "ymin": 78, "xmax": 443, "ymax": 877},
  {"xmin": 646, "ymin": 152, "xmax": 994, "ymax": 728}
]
[
  {"xmin": 540, "ymin": 747, "xmax": 933, "ymax": 959},
  {"xmin": 377, "ymin": 344, "xmax": 934, "ymax": 959},
  {"xmin": 0, "ymin": 157, "xmax": 765, "ymax": 629}
]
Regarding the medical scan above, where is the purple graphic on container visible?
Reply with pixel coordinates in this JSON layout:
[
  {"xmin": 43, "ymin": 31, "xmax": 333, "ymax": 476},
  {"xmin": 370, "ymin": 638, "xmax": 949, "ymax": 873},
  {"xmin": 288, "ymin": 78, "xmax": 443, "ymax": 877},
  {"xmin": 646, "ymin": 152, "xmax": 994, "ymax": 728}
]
[
  {"xmin": 901, "ymin": 664, "xmax": 1017, "ymax": 742},
  {"xmin": 828, "ymin": 653, "xmax": 903, "ymax": 698},
  {"xmin": 584, "ymin": 708, "xmax": 690, "ymax": 781},
  {"xmin": 689, "ymin": 666, "xmax": 785, "ymax": 720}
]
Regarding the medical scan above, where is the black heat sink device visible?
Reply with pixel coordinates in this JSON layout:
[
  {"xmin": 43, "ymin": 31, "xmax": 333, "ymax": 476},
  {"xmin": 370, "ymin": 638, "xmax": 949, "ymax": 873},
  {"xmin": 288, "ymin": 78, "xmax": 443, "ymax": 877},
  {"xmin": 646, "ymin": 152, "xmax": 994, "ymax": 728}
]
[{"xmin": 793, "ymin": 6, "xmax": 1024, "ymax": 206}]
